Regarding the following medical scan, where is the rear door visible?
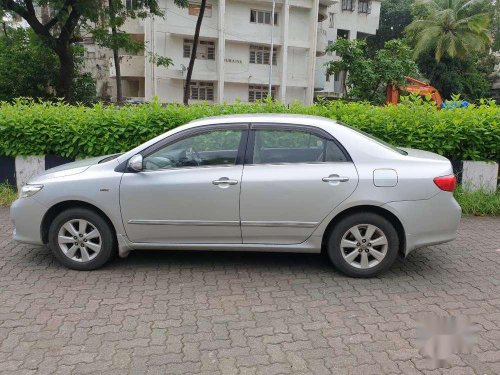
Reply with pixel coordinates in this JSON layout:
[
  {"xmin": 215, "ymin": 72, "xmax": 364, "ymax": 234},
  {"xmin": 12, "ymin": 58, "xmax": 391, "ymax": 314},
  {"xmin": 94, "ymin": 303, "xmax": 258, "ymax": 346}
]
[{"xmin": 240, "ymin": 124, "xmax": 358, "ymax": 245}]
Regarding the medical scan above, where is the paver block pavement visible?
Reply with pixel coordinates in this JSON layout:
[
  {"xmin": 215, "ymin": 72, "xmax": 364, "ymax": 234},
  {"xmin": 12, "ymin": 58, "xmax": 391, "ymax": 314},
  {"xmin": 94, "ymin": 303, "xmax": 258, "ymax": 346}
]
[{"xmin": 0, "ymin": 207, "xmax": 499, "ymax": 374}]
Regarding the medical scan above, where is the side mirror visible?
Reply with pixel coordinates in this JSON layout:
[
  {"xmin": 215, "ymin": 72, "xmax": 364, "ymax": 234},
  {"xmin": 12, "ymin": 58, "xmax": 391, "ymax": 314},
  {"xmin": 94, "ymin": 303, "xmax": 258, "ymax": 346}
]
[{"xmin": 127, "ymin": 154, "xmax": 143, "ymax": 172}]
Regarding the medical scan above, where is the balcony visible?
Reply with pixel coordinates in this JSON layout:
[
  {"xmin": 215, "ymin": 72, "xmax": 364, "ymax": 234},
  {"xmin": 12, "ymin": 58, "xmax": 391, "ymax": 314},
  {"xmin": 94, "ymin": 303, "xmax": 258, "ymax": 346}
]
[
  {"xmin": 109, "ymin": 55, "xmax": 145, "ymax": 78},
  {"xmin": 318, "ymin": 0, "xmax": 335, "ymax": 22},
  {"xmin": 318, "ymin": 5, "xmax": 328, "ymax": 22},
  {"xmin": 316, "ymin": 27, "xmax": 327, "ymax": 57}
]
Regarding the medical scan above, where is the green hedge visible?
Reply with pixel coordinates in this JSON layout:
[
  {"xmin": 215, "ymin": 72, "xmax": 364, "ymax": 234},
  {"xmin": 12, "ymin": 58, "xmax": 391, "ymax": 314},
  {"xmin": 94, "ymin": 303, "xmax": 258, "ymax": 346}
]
[{"xmin": 0, "ymin": 98, "xmax": 499, "ymax": 160}]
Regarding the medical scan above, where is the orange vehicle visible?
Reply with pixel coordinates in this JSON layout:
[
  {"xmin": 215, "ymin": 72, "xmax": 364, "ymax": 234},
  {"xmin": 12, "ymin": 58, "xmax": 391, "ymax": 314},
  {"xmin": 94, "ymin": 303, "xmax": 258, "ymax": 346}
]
[{"xmin": 386, "ymin": 76, "xmax": 443, "ymax": 108}]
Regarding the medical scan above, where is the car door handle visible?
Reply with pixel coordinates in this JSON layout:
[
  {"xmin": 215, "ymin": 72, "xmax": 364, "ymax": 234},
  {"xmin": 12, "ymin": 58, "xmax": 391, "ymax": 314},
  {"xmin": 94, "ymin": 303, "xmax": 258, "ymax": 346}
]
[
  {"xmin": 322, "ymin": 175, "xmax": 349, "ymax": 183},
  {"xmin": 212, "ymin": 178, "xmax": 238, "ymax": 186}
]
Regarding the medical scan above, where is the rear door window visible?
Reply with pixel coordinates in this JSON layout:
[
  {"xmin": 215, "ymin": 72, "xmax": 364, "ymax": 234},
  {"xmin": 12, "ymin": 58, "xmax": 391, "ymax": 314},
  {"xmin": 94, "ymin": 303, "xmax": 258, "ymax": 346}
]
[{"xmin": 252, "ymin": 129, "xmax": 348, "ymax": 164}]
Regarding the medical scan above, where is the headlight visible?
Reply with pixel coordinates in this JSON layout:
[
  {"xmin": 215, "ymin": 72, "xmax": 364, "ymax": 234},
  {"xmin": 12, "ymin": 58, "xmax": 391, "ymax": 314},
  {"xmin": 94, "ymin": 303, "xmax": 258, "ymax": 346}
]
[{"xmin": 19, "ymin": 184, "xmax": 44, "ymax": 198}]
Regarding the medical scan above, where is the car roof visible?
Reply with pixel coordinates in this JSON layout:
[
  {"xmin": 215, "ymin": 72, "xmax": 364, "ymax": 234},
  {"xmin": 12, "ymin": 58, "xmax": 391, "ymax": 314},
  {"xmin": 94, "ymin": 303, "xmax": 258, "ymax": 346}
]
[{"xmin": 187, "ymin": 113, "xmax": 340, "ymax": 127}]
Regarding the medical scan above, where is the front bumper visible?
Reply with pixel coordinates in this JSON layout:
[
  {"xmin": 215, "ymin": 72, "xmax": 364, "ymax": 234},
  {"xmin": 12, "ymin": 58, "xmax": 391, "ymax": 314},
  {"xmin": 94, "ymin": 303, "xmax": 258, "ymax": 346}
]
[
  {"xmin": 10, "ymin": 197, "xmax": 47, "ymax": 245},
  {"xmin": 383, "ymin": 192, "xmax": 461, "ymax": 256}
]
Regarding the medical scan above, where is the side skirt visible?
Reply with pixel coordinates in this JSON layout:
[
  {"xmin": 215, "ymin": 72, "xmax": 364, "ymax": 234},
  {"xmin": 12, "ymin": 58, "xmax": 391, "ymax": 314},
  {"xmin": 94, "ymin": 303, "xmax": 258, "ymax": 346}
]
[{"xmin": 116, "ymin": 234, "xmax": 323, "ymax": 258}]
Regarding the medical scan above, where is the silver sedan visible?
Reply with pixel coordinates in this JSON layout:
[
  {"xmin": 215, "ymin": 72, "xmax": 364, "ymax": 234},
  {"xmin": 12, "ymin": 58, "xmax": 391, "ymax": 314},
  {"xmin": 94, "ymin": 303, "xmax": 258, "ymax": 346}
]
[{"xmin": 10, "ymin": 114, "xmax": 461, "ymax": 277}]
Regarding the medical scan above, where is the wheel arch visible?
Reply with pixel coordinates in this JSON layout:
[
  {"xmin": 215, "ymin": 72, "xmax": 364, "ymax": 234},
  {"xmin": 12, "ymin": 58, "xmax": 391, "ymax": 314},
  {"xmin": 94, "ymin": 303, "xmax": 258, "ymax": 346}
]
[
  {"xmin": 321, "ymin": 205, "xmax": 406, "ymax": 257},
  {"xmin": 41, "ymin": 200, "xmax": 117, "ymax": 244}
]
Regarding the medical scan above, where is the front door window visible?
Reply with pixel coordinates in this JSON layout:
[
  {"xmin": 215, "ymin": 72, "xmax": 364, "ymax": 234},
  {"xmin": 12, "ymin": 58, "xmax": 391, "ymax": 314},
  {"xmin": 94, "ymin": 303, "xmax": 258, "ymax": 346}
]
[{"xmin": 143, "ymin": 129, "xmax": 244, "ymax": 170}]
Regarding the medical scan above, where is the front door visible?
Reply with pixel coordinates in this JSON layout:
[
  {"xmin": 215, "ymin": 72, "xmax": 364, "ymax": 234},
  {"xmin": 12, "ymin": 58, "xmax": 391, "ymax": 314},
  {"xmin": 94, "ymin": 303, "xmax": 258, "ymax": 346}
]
[
  {"xmin": 240, "ymin": 125, "xmax": 358, "ymax": 245},
  {"xmin": 120, "ymin": 126, "xmax": 247, "ymax": 244}
]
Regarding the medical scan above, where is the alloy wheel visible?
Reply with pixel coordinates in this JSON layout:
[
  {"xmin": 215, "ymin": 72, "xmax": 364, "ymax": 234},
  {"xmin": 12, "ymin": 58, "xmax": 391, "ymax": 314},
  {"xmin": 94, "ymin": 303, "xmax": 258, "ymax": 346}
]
[
  {"xmin": 57, "ymin": 219, "xmax": 102, "ymax": 262},
  {"xmin": 340, "ymin": 224, "xmax": 388, "ymax": 269}
]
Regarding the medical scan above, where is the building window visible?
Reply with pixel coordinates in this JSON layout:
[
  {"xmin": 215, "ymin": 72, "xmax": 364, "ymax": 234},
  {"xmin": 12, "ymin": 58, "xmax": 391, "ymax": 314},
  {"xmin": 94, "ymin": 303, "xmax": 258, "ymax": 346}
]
[
  {"xmin": 183, "ymin": 39, "xmax": 215, "ymax": 60},
  {"xmin": 250, "ymin": 9, "xmax": 278, "ymax": 25},
  {"xmin": 357, "ymin": 32, "xmax": 371, "ymax": 40},
  {"xmin": 328, "ymin": 13, "xmax": 334, "ymax": 28},
  {"xmin": 327, "ymin": 40, "xmax": 333, "ymax": 56},
  {"xmin": 326, "ymin": 72, "xmax": 330, "ymax": 82},
  {"xmin": 85, "ymin": 48, "xmax": 96, "ymax": 59},
  {"xmin": 126, "ymin": 0, "xmax": 138, "ymax": 10},
  {"xmin": 82, "ymin": 37, "xmax": 95, "ymax": 44},
  {"xmin": 249, "ymin": 45, "xmax": 277, "ymax": 65},
  {"xmin": 188, "ymin": 2, "xmax": 212, "ymax": 17},
  {"xmin": 249, "ymin": 85, "xmax": 276, "ymax": 102},
  {"xmin": 358, "ymin": 0, "xmax": 371, "ymax": 13},
  {"xmin": 189, "ymin": 81, "xmax": 214, "ymax": 101},
  {"xmin": 337, "ymin": 29, "xmax": 350, "ymax": 40},
  {"xmin": 341, "ymin": 0, "xmax": 355, "ymax": 11}
]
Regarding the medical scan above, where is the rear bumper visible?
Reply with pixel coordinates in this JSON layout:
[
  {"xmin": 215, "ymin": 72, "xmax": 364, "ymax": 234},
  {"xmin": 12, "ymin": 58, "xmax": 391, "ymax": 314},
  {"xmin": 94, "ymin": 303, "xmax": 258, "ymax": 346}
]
[
  {"xmin": 383, "ymin": 192, "xmax": 461, "ymax": 256},
  {"xmin": 10, "ymin": 197, "xmax": 46, "ymax": 245}
]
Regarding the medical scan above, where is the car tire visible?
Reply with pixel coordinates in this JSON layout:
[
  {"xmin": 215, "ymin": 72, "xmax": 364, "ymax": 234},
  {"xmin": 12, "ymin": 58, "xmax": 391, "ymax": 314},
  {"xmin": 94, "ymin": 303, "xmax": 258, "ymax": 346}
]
[
  {"xmin": 48, "ymin": 208, "xmax": 116, "ymax": 270},
  {"xmin": 326, "ymin": 212, "xmax": 399, "ymax": 278}
]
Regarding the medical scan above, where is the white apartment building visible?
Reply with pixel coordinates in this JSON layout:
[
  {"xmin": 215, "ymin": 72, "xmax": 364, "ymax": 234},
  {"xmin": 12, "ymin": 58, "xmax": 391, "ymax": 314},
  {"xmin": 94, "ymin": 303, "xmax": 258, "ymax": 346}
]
[
  {"xmin": 95, "ymin": 0, "xmax": 381, "ymax": 104},
  {"xmin": 315, "ymin": 0, "xmax": 381, "ymax": 97}
]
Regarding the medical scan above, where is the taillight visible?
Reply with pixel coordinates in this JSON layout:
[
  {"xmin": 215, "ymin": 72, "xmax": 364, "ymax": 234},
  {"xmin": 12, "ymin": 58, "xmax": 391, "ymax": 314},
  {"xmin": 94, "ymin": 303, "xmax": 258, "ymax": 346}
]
[{"xmin": 433, "ymin": 175, "xmax": 456, "ymax": 192}]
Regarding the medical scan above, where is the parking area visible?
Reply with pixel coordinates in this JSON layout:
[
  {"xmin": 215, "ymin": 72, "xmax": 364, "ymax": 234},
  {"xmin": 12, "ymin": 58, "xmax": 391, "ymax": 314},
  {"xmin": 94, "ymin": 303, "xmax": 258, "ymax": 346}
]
[{"xmin": 0, "ymin": 207, "xmax": 499, "ymax": 374}]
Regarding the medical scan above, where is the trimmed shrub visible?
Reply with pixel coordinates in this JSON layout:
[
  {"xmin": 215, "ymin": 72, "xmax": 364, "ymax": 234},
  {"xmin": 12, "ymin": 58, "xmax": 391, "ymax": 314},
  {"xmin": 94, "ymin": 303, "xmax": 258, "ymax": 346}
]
[{"xmin": 0, "ymin": 98, "xmax": 498, "ymax": 160}]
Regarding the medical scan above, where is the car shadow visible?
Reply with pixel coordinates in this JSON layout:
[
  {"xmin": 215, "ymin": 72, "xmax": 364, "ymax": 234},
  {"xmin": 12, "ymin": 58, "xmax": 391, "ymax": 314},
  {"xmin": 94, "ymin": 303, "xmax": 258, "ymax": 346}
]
[
  {"xmin": 113, "ymin": 249, "xmax": 333, "ymax": 272},
  {"xmin": 18, "ymin": 243, "xmax": 440, "ymax": 280},
  {"xmin": 106, "ymin": 248, "xmax": 436, "ymax": 279}
]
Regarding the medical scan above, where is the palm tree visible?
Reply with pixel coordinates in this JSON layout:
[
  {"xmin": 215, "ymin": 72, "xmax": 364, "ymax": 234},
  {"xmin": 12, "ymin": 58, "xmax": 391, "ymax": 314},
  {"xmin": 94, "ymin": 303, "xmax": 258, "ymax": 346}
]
[{"xmin": 405, "ymin": 0, "xmax": 492, "ymax": 62}]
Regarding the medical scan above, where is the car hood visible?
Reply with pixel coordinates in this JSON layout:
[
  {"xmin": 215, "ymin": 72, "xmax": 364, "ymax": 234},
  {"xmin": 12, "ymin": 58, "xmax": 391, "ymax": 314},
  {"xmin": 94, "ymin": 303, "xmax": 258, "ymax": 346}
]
[{"xmin": 30, "ymin": 154, "xmax": 118, "ymax": 183}]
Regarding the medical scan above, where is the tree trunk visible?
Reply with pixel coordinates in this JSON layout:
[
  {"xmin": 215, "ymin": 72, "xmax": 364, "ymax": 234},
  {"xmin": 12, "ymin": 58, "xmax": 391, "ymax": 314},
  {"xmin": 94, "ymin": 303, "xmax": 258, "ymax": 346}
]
[
  {"xmin": 40, "ymin": 5, "xmax": 50, "ymax": 24},
  {"xmin": 109, "ymin": 0, "xmax": 123, "ymax": 104},
  {"xmin": 56, "ymin": 43, "xmax": 75, "ymax": 100},
  {"xmin": 111, "ymin": 26, "xmax": 123, "ymax": 104},
  {"xmin": 183, "ymin": 0, "xmax": 207, "ymax": 106}
]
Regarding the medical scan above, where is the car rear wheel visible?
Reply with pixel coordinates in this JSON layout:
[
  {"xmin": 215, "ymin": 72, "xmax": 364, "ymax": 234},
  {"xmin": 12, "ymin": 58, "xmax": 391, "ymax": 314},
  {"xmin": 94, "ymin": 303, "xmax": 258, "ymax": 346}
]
[
  {"xmin": 48, "ymin": 208, "xmax": 116, "ymax": 270},
  {"xmin": 326, "ymin": 212, "xmax": 399, "ymax": 278}
]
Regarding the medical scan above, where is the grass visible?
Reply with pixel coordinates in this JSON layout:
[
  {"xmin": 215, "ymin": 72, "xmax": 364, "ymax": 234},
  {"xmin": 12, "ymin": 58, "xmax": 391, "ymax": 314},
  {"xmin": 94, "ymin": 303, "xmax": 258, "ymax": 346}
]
[
  {"xmin": 0, "ymin": 183, "xmax": 17, "ymax": 207},
  {"xmin": 454, "ymin": 186, "xmax": 500, "ymax": 216},
  {"xmin": 0, "ymin": 182, "xmax": 498, "ymax": 215}
]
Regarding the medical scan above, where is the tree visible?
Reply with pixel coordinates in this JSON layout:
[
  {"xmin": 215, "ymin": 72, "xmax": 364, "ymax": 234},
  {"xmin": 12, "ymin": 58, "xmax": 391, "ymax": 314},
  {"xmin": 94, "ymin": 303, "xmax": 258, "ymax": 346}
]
[
  {"xmin": 183, "ymin": 0, "xmax": 207, "ymax": 105},
  {"xmin": 366, "ymin": 0, "xmax": 415, "ymax": 56},
  {"xmin": 92, "ymin": 0, "xmax": 150, "ymax": 104},
  {"xmin": 325, "ymin": 39, "xmax": 418, "ymax": 104},
  {"xmin": 0, "ymin": 27, "xmax": 96, "ymax": 103},
  {"xmin": 91, "ymin": 0, "xmax": 187, "ymax": 103},
  {"xmin": 493, "ymin": 0, "xmax": 499, "ymax": 50},
  {"xmin": 0, "ymin": 28, "xmax": 58, "ymax": 101},
  {"xmin": 406, "ymin": 0, "xmax": 492, "ymax": 62},
  {"xmin": 416, "ymin": 51, "xmax": 494, "ymax": 100},
  {"xmin": 0, "ymin": 0, "xmax": 172, "ymax": 101},
  {"xmin": 0, "ymin": 0, "xmax": 90, "ymax": 100}
]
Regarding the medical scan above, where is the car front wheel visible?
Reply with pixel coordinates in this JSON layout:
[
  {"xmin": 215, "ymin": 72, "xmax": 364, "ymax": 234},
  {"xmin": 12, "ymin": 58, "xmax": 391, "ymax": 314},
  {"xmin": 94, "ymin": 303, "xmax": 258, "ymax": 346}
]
[
  {"xmin": 48, "ymin": 208, "xmax": 116, "ymax": 270},
  {"xmin": 327, "ymin": 212, "xmax": 399, "ymax": 278}
]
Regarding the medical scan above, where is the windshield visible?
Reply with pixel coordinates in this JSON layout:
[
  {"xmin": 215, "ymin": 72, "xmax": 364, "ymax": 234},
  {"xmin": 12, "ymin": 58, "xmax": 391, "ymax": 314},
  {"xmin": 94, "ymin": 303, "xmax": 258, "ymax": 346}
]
[{"xmin": 339, "ymin": 122, "xmax": 408, "ymax": 155}]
